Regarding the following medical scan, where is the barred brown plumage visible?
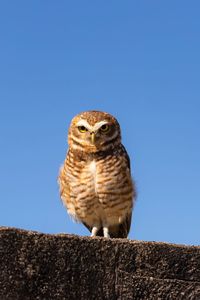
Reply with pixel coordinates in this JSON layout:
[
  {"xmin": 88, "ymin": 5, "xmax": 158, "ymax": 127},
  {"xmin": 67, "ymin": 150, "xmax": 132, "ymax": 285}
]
[{"xmin": 58, "ymin": 110, "xmax": 136, "ymax": 238}]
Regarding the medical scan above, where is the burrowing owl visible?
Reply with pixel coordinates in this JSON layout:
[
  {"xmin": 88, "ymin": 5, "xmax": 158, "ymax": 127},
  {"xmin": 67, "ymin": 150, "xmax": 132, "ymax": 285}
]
[{"xmin": 58, "ymin": 111, "xmax": 136, "ymax": 238}]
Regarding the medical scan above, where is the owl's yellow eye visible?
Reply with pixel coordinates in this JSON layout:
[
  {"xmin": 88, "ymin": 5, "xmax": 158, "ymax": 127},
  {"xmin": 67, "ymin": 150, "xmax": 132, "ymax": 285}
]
[
  {"xmin": 100, "ymin": 124, "xmax": 110, "ymax": 133},
  {"xmin": 78, "ymin": 126, "xmax": 88, "ymax": 133}
]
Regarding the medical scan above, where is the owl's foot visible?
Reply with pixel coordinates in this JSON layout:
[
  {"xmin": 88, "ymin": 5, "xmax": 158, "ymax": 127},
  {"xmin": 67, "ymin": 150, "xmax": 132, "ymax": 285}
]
[
  {"xmin": 91, "ymin": 226, "xmax": 99, "ymax": 237},
  {"xmin": 91, "ymin": 226, "xmax": 110, "ymax": 238},
  {"xmin": 103, "ymin": 226, "xmax": 110, "ymax": 238}
]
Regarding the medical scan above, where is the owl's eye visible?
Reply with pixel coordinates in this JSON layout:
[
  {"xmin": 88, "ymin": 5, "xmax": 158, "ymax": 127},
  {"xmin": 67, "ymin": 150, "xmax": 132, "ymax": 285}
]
[
  {"xmin": 100, "ymin": 124, "xmax": 110, "ymax": 133},
  {"xmin": 78, "ymin": 126, "xmax": 88, "ymax": 133}
]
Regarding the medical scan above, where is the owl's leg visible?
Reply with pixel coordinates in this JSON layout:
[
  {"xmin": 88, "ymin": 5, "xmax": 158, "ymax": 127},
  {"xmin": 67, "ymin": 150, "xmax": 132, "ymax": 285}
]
[
  {"xmin": 103, "ymin": 226, "xmax": 110, "ymax": 238},
  {"xmin": 91, "ymin": 225, "xmax": 100, "ymax": 237}
]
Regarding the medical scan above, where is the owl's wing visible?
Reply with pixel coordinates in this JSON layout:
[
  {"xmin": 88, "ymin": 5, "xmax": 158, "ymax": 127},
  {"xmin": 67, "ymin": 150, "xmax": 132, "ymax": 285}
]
[
  {"xmin": 121, "ymin": 144, "xmax": 131, "ymax": 171},
  {"xmin": 112, "ymin": 144, "xmax": 133, "ymax": 238},
  {"xmin": 58, "ymin": 160, "xmax": 74, "ymax": 218},
  {"xmin": 116, "ymin": 212, "xmax": 132, "ymax": 238}
]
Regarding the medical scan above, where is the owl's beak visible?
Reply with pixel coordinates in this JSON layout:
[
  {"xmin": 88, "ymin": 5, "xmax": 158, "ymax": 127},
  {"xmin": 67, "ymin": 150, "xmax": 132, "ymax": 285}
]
[{"xmin": 90, "ymin": 132, "xmax": 95, "ymax": 144}]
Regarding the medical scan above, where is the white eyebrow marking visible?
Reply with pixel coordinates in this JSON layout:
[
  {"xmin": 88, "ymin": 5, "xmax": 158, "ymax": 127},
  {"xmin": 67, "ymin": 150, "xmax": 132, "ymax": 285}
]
[
  {"xmin": 76, "ymin": 120, "xmax": 109, "ymax": 132},
  {"xmin": 76, "ymin": 120, "xmax": 92, "ymax": 130},
  {"xmin": 93, "ymin": 121, "xmax": 109, "ymax": 131}
]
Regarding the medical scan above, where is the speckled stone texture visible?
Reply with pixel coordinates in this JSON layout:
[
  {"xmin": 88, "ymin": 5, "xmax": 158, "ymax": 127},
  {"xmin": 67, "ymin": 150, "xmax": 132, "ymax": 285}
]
[{"xmin": 0, "ymin": 227, "xmax": 200, "ymax": 300}]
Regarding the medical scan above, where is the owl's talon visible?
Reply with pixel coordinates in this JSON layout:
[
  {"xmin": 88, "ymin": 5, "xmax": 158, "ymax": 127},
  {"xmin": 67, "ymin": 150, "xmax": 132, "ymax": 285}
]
[
  {"xmin": 91, "ymin": 226, "xmax": 99, "ymax": 237},
  {"xmin": 103, "ymin": 227, "xmax": 110, "ymax": 238}
]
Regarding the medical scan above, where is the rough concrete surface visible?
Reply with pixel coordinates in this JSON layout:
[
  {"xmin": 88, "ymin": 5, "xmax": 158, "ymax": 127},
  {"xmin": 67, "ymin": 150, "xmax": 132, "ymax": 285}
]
[{"xmin": 0, "ymin": 227, "xmax": 200, "ymax": 299}]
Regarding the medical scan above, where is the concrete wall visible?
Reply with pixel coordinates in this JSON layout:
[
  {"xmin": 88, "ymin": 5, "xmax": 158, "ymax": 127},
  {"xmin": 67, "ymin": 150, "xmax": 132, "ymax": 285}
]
[{"xmin": 0, "ymin": 227, "xmax": 200, "ymax": 299}]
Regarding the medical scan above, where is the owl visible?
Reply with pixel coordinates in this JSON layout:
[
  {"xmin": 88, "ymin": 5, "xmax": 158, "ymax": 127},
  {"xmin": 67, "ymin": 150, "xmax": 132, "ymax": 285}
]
[{"xmin": 58, "ymin": 110, "xmax": 136, "ymax": 238}]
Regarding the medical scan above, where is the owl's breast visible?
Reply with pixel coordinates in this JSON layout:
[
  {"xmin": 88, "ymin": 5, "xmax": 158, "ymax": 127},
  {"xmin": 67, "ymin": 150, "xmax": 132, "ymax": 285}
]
[
  {"xmin": 87, "ymin": 156, "xmax": 132, "ymax": 197},
  {"xmin": 60, "ymin": 152, "xmax": 133, "ymax": 225},
  {"xmin": 77, "ymin": 158, "xmax": 117, "ymax": 202},
  {"xmin": 88, "ymin": 160, "xmax": 98, "ymax": 194},
  {"xmin": 85, "ymin": 159, "xmax": 116, "ymax": 196}
]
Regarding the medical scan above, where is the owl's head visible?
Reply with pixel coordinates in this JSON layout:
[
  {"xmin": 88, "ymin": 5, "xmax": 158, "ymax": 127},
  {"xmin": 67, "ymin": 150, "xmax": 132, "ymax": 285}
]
[{"xmin": 68, "ymin": 111, "xmax": 121, "ymax": 153}]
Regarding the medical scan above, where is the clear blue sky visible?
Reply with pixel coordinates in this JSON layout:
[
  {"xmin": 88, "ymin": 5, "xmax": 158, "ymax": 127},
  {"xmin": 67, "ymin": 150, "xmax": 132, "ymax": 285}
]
[{"xmin": 0, "ymin": 1, "xmax": 200, "ymax": 246}]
